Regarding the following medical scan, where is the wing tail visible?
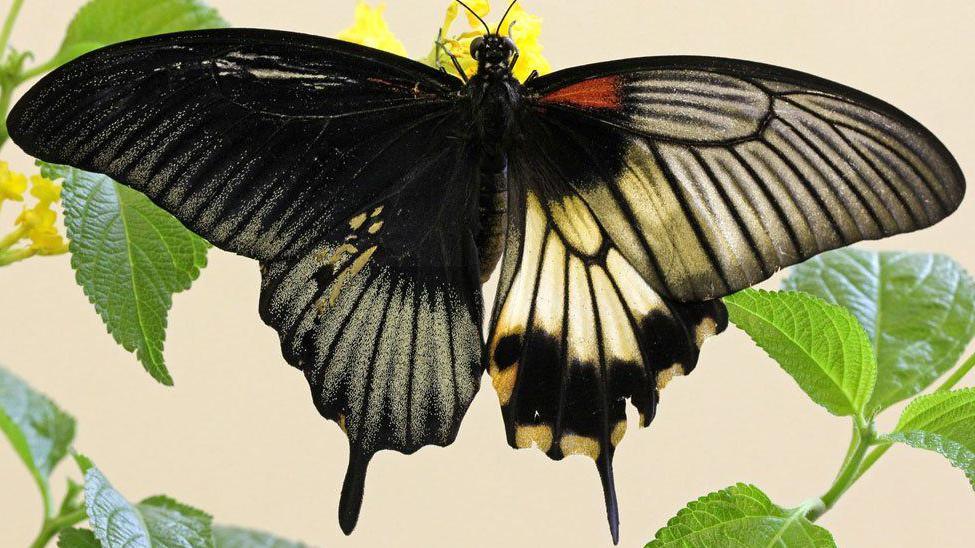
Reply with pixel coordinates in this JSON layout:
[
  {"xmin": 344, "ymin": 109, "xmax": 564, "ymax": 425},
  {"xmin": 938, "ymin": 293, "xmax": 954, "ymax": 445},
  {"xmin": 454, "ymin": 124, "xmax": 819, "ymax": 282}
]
[{"xmin": 488, "ymin": 181, "xmax": 726, "ymax": 542}]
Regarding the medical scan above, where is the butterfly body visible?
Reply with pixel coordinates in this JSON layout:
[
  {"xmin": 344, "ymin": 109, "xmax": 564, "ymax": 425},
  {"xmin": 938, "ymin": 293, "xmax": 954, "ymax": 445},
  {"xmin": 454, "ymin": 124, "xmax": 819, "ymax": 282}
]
[{"xmin": 7, "ymin": 20, "xmax": 964, "ymax": 545}]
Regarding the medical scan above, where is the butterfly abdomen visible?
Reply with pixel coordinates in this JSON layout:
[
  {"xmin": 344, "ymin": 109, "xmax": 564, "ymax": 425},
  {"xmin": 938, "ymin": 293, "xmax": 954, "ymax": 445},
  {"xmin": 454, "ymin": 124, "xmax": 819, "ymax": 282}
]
[{"xmin": 476, "ymin": 169, "xmax": 508, "ymax": 283}]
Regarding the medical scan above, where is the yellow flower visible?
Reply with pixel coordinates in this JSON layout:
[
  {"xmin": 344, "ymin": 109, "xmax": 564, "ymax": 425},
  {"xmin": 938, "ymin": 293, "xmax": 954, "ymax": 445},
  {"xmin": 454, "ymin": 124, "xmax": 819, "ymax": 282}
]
[
  {"xmin": 443, "ymin": 0, "xmax": 490, "ymax": 30},
  {"xmin": 29, "ymin": 174, "xmax": 62, "ymax": 206},
  {"xmin": 15, "ymin": 203, "xmax": 68, "ymax": 254},
  {"xmin": 428, "ymin": 1, "xmax": 551, "ymax": 82},
  {"xmin": 0, "ymin": 161, "xmax": 28, "ymax": 203},
  {"xmin": 0, "ymin": 164, "xmax": 69, "ymax": 263},
  {"xmin": 338, "ymin": 2, "xmax": 408, "ymax": 56},
  {"xmin": 501, "ymin": 4, "xmax": 551, "ymax": 81}
]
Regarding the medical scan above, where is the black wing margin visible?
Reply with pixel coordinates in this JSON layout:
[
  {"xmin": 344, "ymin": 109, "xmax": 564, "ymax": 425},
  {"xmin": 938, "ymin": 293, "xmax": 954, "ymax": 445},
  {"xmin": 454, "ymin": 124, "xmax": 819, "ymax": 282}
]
[
  {"xmin": 8, "ymin": 29, "xmax": 483, "ymax": 533},
  {"xmin": 524, "ymin": 56, "xmax": 965, "ymax": 302}
]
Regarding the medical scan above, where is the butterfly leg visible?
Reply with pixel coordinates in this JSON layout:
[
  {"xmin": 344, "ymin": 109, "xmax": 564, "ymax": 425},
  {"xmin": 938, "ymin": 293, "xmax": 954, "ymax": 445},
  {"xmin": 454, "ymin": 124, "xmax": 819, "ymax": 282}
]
[
  {"xmin": 435, "ymin": 30, "xmax": 469, "ymax": 84},
  {"xmin": 524, "ymin": 70, "xmax": 539, "ymax": 84}
]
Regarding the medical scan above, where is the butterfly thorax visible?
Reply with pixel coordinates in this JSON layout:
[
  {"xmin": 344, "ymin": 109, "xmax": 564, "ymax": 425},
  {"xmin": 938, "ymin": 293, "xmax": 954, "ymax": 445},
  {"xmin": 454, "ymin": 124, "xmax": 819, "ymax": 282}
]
[{"xmin": 466, "ymin": 36, "xmax": 523, "ymax": 282}]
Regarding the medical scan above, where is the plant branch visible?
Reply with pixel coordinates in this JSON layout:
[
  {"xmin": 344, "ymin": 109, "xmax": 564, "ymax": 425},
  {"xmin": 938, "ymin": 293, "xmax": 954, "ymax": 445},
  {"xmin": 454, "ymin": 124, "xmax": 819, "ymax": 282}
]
[
  {"xmin": 807, "ymin": 419, "xmax": 875, "ymax": 521},
  {"xmin": 851, "ymin": 351, "xmax": 975, "ymax": 483},
  {"xmin": 0, "ymin": 0, "xmax": 25, "ymax": 55},
  {"xmin": 18, "ymin": 54, "xmax": 59, "ymax": 83},
  {"xmin": 938, "ymin": 351, "xmax": 975, "ymax": 392},
  {"xmin": 0, "ymin": 74, "xmax": 15, "ymax": 147},
  {"xmin": 29, "ymin": 506, "xmax": 87, "ymax": 548}
]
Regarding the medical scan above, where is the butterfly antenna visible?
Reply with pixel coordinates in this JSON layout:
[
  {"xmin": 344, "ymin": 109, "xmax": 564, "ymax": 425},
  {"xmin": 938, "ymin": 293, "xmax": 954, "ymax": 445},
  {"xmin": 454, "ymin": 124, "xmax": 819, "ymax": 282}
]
[
  {"xmin": 496, "ymin": 0, "xmax": 519, "ymax": 34},
  {"xmin": 455, "ymin": 0, "xmax": 492, "ymax": 35}
]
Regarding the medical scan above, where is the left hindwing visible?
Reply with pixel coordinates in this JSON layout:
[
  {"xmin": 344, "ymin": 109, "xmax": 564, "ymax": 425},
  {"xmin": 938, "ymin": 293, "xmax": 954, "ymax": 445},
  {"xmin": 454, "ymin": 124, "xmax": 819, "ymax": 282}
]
[{"xmin": 8, "ymin": 29, "xmax": 482, "ymax": 534}]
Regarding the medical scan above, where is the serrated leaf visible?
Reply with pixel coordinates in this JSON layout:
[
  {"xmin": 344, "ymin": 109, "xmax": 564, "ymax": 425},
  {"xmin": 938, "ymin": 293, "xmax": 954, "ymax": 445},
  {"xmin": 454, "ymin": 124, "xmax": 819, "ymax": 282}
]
[
  {"xmin": 138, "ymin": 496, "xmax": 214, "ymax": 548},
  {"xmin": 213, "ymin": 526, "xmax": 308, "ymax": 548},
  {"xmin": 73, "ymin": 451, "xmax": 94, "ymax": 474},
  {"xmin": 84, "ymin": 465, "xmax": 214, "ymax": 547},
  {"xmin": 647, "ymin": 483, "xmax": 836, "ymax": 548},
  {"xmin": 725, "ymin": 289, "xmax": 877, "ymax": 417},
  {"xmin": 0, "ymin": 365, "xmax": 76, "ymax": 504},
  {"xmin": 43, "ymin": 163, "xmax": 209, "ymax": 385},
  {"xmin": 58, "ymin": 529, "xmax": 101, "ymax": 548},
  {"xmin": 783, "ymin": 249, "xmax": 975, "ymax": 411},
  {"xmin": 85, "ymin": 467, "xmax": 151, "ymax": 547},
  {"xmin": 53, "ymin": 0, "xmax": 227, "ymax": 68},
  {"xmin": 882, "ymin": 389, "xmax": 975, "ymax": 490}
]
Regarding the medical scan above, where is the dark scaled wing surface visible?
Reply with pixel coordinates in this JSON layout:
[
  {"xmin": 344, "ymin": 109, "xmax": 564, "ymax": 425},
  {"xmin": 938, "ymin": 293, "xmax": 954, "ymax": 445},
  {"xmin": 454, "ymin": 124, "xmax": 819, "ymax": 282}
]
[
  {"xmin": 488, "ymin": 56, "xmax": 964, "ymax": 541},
  {"xmin": 525, "ymin": 56, "xmax": 965, "ymax": 302},
  {"xmin": 8, "ymin": 29, "xmax": 483, "ymax": 533}
]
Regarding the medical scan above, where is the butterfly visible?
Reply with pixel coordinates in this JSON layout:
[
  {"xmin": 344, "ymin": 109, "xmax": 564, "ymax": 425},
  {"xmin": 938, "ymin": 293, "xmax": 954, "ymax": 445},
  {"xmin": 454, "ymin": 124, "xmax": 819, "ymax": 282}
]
[{"xmin": 7, "ymin": 0, "xmax": 965, "ymax": 543}]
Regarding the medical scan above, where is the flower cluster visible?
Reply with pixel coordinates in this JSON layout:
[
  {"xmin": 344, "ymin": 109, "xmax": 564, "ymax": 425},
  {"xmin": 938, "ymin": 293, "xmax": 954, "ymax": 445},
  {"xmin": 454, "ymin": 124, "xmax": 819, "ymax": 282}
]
[
  {"xmin": 339, "ymin": 1, "xmax": 550, "ymax": 82},
  {"xmin": 0, "ymin": 161, "xmax": 68, "ymax": 266},
  {"xmin": 337, "ymin": 2, "xmax": 407, "ymax": 57}
]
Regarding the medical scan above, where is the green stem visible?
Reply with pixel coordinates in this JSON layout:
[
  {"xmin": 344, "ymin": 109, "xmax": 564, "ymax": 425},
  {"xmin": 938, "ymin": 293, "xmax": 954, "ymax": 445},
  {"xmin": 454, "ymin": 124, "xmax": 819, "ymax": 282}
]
[
  {"xmin": 18, "ymin": 55, "xmax": 60, "ymax": 82},
  {"xmin": 807, "ymin": 419, "xmax": 874, "ymax": 522},
  {"xmin": 0, "ymin": 224, "xmax": 26, "ymax": 249},
  {"xmin": 0, "ymin": 78, "xmax": 14, "ymax": 146},
  {"xmin": 29, "ymin": 507, "xmax": 87, "ymax": 548},
  {"xmin": 0, "ymin": 245, "xmax": 37, "ymax": 265},
  {"xmin": 0, "ymin": 0, "xmax": 25, "ymax": 55},
  {"xmin": 851, "ymin": 351, "xmax": 975, "ymax": 483},
  {"xmin": 938, "ymin": 352, "xmax": 975, "ymax": 392}
]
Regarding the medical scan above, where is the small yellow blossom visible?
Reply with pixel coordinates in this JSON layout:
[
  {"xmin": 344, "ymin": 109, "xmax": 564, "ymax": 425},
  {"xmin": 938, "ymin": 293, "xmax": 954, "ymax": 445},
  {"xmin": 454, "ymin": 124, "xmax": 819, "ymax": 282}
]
[
  {"xmin": 15, "ymin": 203, "xmax": 68, "ymax": 254},
  {"xmin": 501, "ymin": 4, "xmax": 551, "ymax": 80},
  {"xmin": 429, "ymin": 1, "xmax": 550, "ymax": 82},
  {"xmin": 0, "ymin": 161, "xmax": 28, "ymax": 203},
  {"xmin": 29, "ymin": 175, "xmax": 62, "ymax": 206},
  {"xmin": 443, "ymin": 0, "xmax": 490, "ymax": 30},
  {"xmin": 0, "ymin": 163, "xmax": 69, "ymax": 264},
  {"xmin": 338, "ymin": 2, "xmax": 408, "ymax": 56}
]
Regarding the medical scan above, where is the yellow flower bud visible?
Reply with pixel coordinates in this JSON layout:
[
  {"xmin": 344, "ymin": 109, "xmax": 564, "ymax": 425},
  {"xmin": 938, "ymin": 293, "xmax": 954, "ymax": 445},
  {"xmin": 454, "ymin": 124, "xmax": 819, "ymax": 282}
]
[
  {"xmin": 338, "ymin": 2, "xmax": 408, "ymax": 57},
  {"xmin": 0, "ymin": 161, "xmax": 28, "ymax": 203},
  {"xmin": 502, "ymin": 5, "xmax": 551, "ymax": 82},
  {"xmin": 29, "ymin": 174, "xmax": 62, "ymax": 206},
  {"xmin": 14, "ymin": 203, "xmax": 67, "ymax": 253}
]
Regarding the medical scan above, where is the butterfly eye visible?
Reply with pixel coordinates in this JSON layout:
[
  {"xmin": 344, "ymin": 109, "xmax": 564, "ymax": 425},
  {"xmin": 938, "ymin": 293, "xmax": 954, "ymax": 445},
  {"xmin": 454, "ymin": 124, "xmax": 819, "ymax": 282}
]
[
  {"xmin": 502, "ymin": 36, "xmax": 516, "ymax": 53},
  {"xmin": 470, "ymin": 36, "xmax": 484, "ymax": 60}
]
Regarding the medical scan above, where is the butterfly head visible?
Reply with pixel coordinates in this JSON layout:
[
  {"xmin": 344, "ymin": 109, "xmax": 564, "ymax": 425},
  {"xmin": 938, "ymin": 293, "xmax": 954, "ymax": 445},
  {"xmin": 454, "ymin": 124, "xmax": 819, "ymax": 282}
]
[{"xmin": 470, "ymin": 34, "xmax": 518, "ymax": 77}]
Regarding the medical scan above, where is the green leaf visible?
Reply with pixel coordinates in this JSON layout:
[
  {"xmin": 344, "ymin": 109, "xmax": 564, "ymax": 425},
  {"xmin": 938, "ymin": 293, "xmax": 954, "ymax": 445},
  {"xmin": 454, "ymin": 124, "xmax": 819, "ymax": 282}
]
[
  {"xmin": 58, "ymin": 529, "xmax": 101, "ymax": 548},
  {"xmin": 883, "ymin": 388, "xmax": 975, "ymax": 490},
  {"xmin": 84, "ymin": 465, "xmax": 214, "ymax": 547},
  {"xmin": 725, "ymin": 289, "xmax": 877, "ymax": 417},
  {"xmin": 53, "ymin": 0, "xmax": 227, "ymax": 68},
  {"xmin": 73, "ymin": 451, "xmax": 94, "ymax": 474},
  {"xmin": 43, "ymin": 163, "xmax": 209, "ymax": 385},
  {"xmin": 213, "ymin": 526, "xmax": 308, "ymax": 548},
  {"xmin": 138, "ymin": 496, "xmax": 214, "ymax": 548},
  {"xmin": 646, "ymin": 483, "xmax": 836, "ymax": 548},
  {"xmin": 0, "ymin": 365, "xmax": 76, "ymax": 505},
  {"xmin": 783, "ymin": 249, "xmax": 975, "ymax": 411}
]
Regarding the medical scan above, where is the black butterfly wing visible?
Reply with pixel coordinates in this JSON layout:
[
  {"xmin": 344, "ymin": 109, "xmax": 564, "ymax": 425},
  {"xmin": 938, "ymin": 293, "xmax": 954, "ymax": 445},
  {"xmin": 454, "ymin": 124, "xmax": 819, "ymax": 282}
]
[
  {"xmin": 8, "ymin": 28, "xmax": 483, "ymax": 532},
  {"xmin": 489, "ymin": 129, "xmax": 728, "ymax": 543},
  {"xmin": 490, "ymin": 56, "xmax": 964, "ymax": 540},
  {"xmin": 522, "ymin": 56, "xmax": 965, "ymax": 302}
]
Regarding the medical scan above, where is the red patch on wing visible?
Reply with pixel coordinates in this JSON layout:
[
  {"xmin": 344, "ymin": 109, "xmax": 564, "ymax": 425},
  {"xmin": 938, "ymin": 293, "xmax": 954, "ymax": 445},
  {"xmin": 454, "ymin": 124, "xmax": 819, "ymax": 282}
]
[{"xmin": 539, "ymin": 75, "xmax": 622, "ymax": 110}]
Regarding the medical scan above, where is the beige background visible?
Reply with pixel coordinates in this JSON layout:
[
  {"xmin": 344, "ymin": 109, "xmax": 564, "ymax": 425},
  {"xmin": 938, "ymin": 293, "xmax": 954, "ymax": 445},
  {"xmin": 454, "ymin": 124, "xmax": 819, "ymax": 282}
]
[{"xmin": 2, "ymin": 1, "xmax": 974, "ymax": 546}]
